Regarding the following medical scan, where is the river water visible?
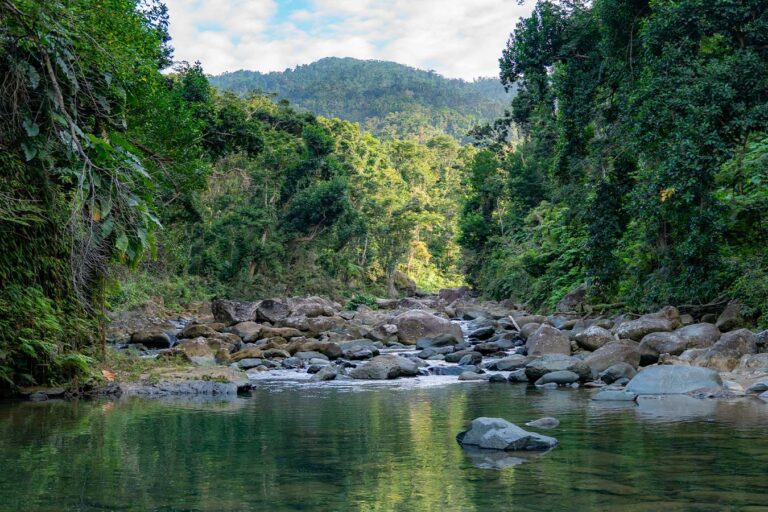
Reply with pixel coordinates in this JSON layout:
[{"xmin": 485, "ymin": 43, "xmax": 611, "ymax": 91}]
[{"xmin": 1, "ymin": 379, "xmax": 767, "ymax": 511}]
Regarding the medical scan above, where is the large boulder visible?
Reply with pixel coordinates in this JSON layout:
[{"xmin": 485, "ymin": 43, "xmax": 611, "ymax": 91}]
[
  {"xmin": 288, "ymin": 296, "xmax": 337, "ymax": 318},
  {"xmin": 349, "ymin": 354, "xmax": 419, "ymax": 380},
  {"xmin": 737, "ymin": 353, "xmax": 768, "ymax": 371},
  {"xmin": 716, "ymin": 302, "xmax": 743, "ymax": 332},
  {"xmin": 494, "ymin": 355, "xmax": 529, "ymax": 371},
  {"xmin": 693, "ymin": 329, "xmax": 757, "ymax": 372},
  {"xmin": 179, "ymin": 324, "xmax": 218, "ymax": 339},
  {"xmin": 574, "ymin": 325, "xmax": 615, "ymax": 351},
  {"xmin": 625, "ymin": 365, "xmax": 723, "ymax": 395},
  {"xmin": 392, "ymin": 310, "xmax": 462, "ymax": 345},
  {"xmin": 524, "ymin": 354, "xmax": 592, "ymax": 382},
  {"xmin": 615, "ymin": 306, "xmax": 681, "ymax": 341},
  {"xmin": 174, "ymin": 337, "xmax": 216, "ymax": 365},
  {"xmin": 256, "ymin": 299, "xmax": 291, "ymax": 324},
  {"xmin": 230, "ymin": 321, "xmax": 262, "ymax": 340},
  {"xmin": 456, "ymin": 417, "xmax": 558, "ymax": 451},
  {"xmin": 556, "ymin": 284, "xmax": 587, "ymax": 313},
  {"xmin": 584, "ymin": 340, "xmax": 641, "ymax": 376},
  {"xmin": 438, "ymin": 287, "xmax": 469, "ymax": 304},
  {"xmin": 526, "ymin": 325, "xmax": 571, "ymax": 356},
  {"xmin": 639, "ymin": 323, "xmax": 720, "ymax": 364},
  {"xmin": 129, "ymin": 330, "xmax": 171, "ymax": 349},
  {"xmin": 212, "ymin": 299, "xmax": 260, "ymax": 325}
]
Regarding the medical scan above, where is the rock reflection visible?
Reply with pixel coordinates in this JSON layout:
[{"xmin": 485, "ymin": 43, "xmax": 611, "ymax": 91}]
[{"xmin": 461, "ymin": 445, "xmax": 552, "ymax": 470}]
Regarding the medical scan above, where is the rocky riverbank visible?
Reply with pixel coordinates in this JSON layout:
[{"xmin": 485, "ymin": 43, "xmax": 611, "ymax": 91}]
[{"xmin": 19, "ymin": 289, "xmax": 763, "ymax": 403}]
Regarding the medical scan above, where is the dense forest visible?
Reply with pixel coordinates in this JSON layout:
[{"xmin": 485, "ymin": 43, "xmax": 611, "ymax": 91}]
[
  {"xmin": 459, "ymin": 0, "xmax": 768, "ymax": 324},
  {"xmin": 210, "ymin": 58, "xmax": 511, "ymax": 140},
  {"xmin": 1, "ymin": 0, "xmax": 767, "ymax": 390},
  {"xmin": 0, "ymin": 0, "xmax": 468, "ymax": 387}
]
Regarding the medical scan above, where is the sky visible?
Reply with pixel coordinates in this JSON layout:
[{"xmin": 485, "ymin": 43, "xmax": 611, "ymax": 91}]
[{"xmin": 163, "ymin": 0, "xmax": 534, "ymax": 81}]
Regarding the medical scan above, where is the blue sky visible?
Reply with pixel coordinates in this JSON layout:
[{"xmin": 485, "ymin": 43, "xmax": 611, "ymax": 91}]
[{"xmin": 163, "ymin": 0, "xmax": 533, "ymax": 80}]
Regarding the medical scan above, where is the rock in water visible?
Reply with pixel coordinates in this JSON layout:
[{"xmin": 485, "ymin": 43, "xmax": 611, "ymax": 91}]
[
  {"xmin": 456, "ymin": 417, "xmax": 558, "ymax": 451},
  {"xmin": 525, "ymin": 417, "xmax": 559, "ymax": 429},
  {"xmin": 392, "ymin": 310, "xmax": 463, "ymax": 345},
  {"xmin": 535, "ymin": 370, "xmax": 580, "ymax": 386},
  {"xmin": 625, "ymin": 365, "xmax": 723, "ymax": 395},
  {"xmin": 349, "ymin": 354, "xmax": 418, "ymax": 380}
]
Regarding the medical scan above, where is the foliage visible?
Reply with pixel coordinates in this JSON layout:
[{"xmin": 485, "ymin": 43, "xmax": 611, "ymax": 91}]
[{"xmin": 461, "ymin": 0, "xmax": 768, "ymax": 319}]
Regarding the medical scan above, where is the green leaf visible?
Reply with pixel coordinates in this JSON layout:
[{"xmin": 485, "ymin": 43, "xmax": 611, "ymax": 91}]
[
  {"xmin": 115, "ymin": 234, "xmax": 129, "ymax": 252},
  {"xmin": 22, "ymin": 118, "xmax": 40, "ymax": 137},
  {"xmin": 21, "ymin": 142, "xmax": 37, "ymax": 161}
]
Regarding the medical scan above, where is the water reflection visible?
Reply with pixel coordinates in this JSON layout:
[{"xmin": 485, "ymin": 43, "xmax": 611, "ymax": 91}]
[{"xmin": 0, "ymin": 384, "xmax": 766, "ymax": 511}]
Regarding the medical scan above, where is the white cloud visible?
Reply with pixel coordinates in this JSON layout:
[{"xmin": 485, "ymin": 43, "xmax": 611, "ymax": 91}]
[{"xmin": 163, "ymin": 0, "xmax": 533, "ymax": 80}]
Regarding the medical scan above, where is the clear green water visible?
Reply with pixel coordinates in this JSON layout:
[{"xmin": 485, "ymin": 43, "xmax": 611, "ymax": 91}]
[{"xmin": 1, "ymin": 381, "xmax": 767, "ymax": 512}]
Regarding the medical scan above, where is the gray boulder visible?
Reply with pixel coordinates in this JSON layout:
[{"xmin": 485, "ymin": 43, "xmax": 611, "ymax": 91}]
[
  {"xmin": 639, "ymin": 323, "xmax": 721, "ymax": 364},
  {"xmin": 693, "ymin": 329, "xmax": 757, "ymax": 372},
  {"xmin": 256, "ymin": 299, "xmax": 291, "ymax": 323},
  {"xmin": 458, "ymin": 371, "xmax": 487, "ymax": 381},
  {"xmin": 526, "ymin": 325, "xmax": 571, "ymax": 356},
  {"xmin": 129, "ymin": 330, "xmax": 171, "ymax": 349},
  {"xmin": 349, "ymin": 354, "xmax": 419, "ymax": 380},
  {"xmin": 392, "ymin": 310, "xmax": 463, "ymax": 345},
  {"xmin": 456, "ymin": 417, "xmax": 558, "ymax": 451},
  {"xmin": 615, "ymin": 306, "xmax": 681, "ymax": 341},
  {"xmin": 445, "ymin": 349, "xmax": 480, "ymax": 363},
  {"xmin": 574, "ymin": 325, "xmax": 615, "ymax": 351},
  {"xmin": 535, "ymin": 370, "xmax": 580, "ymax": 386},
  {"xmin": 525, "ymin": 354, "xmax": 592, "ymax": 382},
  {"xmin": 584, "ymin": 340, "xmax": 641, "ymax": 376},
  {"xmin": 625, "ymin": 365, "xmax": 723, "ymax": 395},
  {"xmin": 508, "ymin": 369, "xmax": 529, "ymax": 383},
  {"xmin": 599, "ymin": 363, "xmax": 637, "ymax": 384},
  {"xmin": 212, "ymin": 299, "xmax": 260, "ymax": 325},
  {"xmin": 310, "ymin": 365, "xmax": 338, "ymax": 382},
  {"xmin": 495, "ymin": 355, "xmax": 529, "ymax": 371},
  {"xmin": 592, "ymin": 389, "xmax": 638, "ymax": 401},
  {"xmin": 716, "ymin": 302, "xmax": 743, "ymax": 332},
  {"xmin": 458, "ymin": 352, "xmax": 483, "ymax": 366}
]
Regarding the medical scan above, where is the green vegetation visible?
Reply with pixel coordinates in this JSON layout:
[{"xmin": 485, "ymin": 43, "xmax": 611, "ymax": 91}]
[
  {"xmin": 459, "ymin": 0, "xmax": 768, "ymax": 325},
  {"xmin": 210, "ymin": 57, "xmax": 511, "ymax": 140},
  {"xmin": 0, "ymin": 0, "xmax": 467, "ymax": 389}
]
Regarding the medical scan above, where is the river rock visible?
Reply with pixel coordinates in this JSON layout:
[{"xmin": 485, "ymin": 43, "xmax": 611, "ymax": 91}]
[
  {"xmin": 445, "ymin": 349, "xmax": 479, "ymax": 363},
  {"xmin": 693, "ymin": 329, "xmax": 757, "ymax": 372},
  {"xmin": 174, "ymin": 337, "xmax": 216, "ymax": 365},
  {"xmin": 416, "ymin": 333, "xmax": 462, "ymax": 349},
  {"xmin": 489, "ymin": 373, "xmax": 508, "ymax": 383},
  {"xmin": 456, "ymin": 417, "xmax": 558, "ymax": 451},
  {"xmin": 574, "ymin": 325, "xmax": 615, "ymax": 351},
  {"xmin": 525, "ymin": 417, "xmax": 559, "ymax": 429},
  {"xmin": 639, "ymin": 323, "xmax": 721, "ymax": 364},
  {"xmin": 263, "ymin": 348, "xmax": 291, "ymax": 359},
  {"xmin": 212, "ymin": 299, "xmax": 260, "ymax": 325},
  {"xmin": 599, "ymin": 363, "xmax": 637, "ymax": 384},
  {"xmin": 349, "ymin": 354, "xmax": 418, "ymax": 379},
  {"xmin": 584, "ymin": 340, "xmax": 641, "ymax": 376},
  {"xmin": 716, "ymin": 302, "xmax": 743, "ymax": 332},
  {"xmin": 438, "ymin": 287, "xmax": 469, "ymax": 304},
  {"xmin": 535, "ymin": 370, "xmax": 580, "ymax": 386},
  {"xmin": 615, "ymin": 306, "xmax": 681, "ymax": 341},
  {"xmin": 392, "ymin": 310, "xmax": 462, "ymax": 345},
  {"xmin": 738, "ymin": 353, "xmax": 768, "ymax": 371},
  {"xmin": 458, "ymin": 371, "xmax": 487, "ymax": 381},
  {"xmin": 179, "ymin": 323, "xmax": 218, "ymax": 339},
  {"xmin": 592, "ymin": 389, "xmax": 638, "ymax": 401},
  {"xmin": 129, "ymin": 329, "xmax": 172, "ymax": 349},
  {"xmin": 526, "ymin": 325, "xmax": 571, "ymax": 356},
  {"xmin": 519, "ymin": 322, "xmax": 541, "ymax": 340},
  {"xmin": 295, "ymin": 351, "xmax": 328, "ymax": 361},
  {"xmin": 625, "ymin": 365, "xmax": 723, "ymax": 395},
  {"xmin": 745, "ymin": 381, "xmax": 768, "ymax": 394},
  {"xmin": 508, "ymin": 369, "xmax": 529, "ymax": 382},
  {"xmin": 495, "ymin": 355, "xmax": 528, "ymax": 371},
  {"xmin": 525, "ymin": 354, "xmax": 592, "ymax": 382},
  {"xmin": 458, "ymin": 352, "xmax": 483, "ymax": 366},
  {"xmin": 556, "ymin": 284, "xmax": 587, "ymax": 313},
  {"xmin": 255, "ymin": 299, "xmax": 290, "ymax": 323},
  {"xmin": 310, "ymin": 365, "xmax": 338, "ymax": 381}
]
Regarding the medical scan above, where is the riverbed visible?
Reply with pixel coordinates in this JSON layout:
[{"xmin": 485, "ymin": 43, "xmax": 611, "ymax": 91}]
[{"xmin": 1, "ymin": 380, "xmax": 767, "ymax": 511}]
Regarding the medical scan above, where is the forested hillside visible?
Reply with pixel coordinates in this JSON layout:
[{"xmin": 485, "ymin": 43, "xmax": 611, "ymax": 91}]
[
  {"xmin": 459, "ymin": 0, "xmax": 768, "ymax": 325},
  {"xmin": 210, "ymin": 58, "xmax": 511, "ymax": 140}
]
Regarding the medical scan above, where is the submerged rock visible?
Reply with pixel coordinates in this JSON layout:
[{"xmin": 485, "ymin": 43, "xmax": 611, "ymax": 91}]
[
  {"xmin": 456, "ymin": 417, "xmax": 558, "ymax": 451},
  {"xmin": 592, "ymin": 389, "xmax": 638, "ymax": 401},
  {"xmin": 625, "ymin": 365, "xmax": 723, "ymax": 395},
  {"xmin": 458, "ymin": 371, "xmax": 487, "ymax": 381},
  {"xmin": 525, "ymin": 417, "xmax": 560, "ymax": 429}
]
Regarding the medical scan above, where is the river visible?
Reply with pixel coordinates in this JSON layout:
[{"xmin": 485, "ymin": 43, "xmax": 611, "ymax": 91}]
[{"xmin": 1, "ymin": 379, "xmax": 767, "ymax": 511}]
